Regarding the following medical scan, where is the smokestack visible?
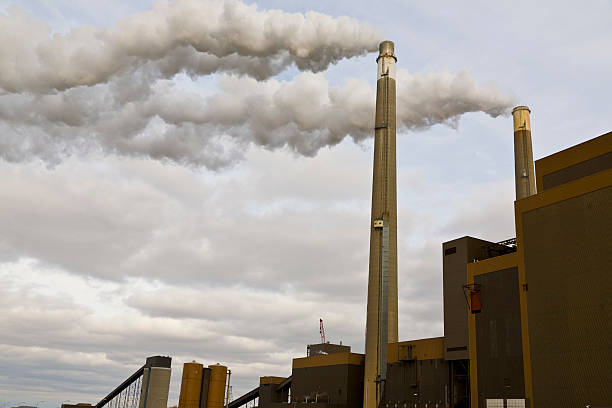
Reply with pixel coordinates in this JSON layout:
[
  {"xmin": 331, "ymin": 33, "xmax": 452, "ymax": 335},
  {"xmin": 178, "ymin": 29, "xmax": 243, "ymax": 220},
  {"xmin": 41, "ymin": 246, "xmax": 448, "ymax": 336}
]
[
  {"xmin": 512, "ymin": 105, "xmax": 536, "ymax": 200},
  {"xmin": 363, "ymin": 40, "xmax": 398, "ymax": 408}
]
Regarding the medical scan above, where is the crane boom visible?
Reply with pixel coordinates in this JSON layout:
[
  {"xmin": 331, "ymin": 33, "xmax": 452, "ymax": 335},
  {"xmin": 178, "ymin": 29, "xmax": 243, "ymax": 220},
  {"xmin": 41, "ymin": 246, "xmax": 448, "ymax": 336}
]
[{"xmin": 319, "ymin": 318, "xmax": 326, "ymax": 344}]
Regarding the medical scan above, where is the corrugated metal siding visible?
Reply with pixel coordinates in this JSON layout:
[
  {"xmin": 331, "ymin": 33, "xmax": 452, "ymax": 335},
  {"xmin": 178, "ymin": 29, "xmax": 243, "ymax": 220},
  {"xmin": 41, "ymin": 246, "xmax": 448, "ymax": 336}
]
[
  {"xmin": 522, "ymin": 186, "xmax": 612, "ymax": 407},
  {"xmin": 474, "ymin": 267, "xmax": 525, "ymax": 406},
  {"xmin": 443, "ymin": 237, "xmax": 514, "ymax": 361},
  {"xmin": 291, "ymin": 364, "xmax": 364, "ymax": 408},
  {"xmin": 383, "ymin": 359, "xmax": 449, "ymax": 406}
]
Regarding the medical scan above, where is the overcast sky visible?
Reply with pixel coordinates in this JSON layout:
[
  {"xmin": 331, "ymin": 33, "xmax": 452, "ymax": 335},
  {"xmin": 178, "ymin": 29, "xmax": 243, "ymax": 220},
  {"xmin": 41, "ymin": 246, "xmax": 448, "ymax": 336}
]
[{"xmin": 0, "ymin": 1, "xmax": 610, "ymax": 407}]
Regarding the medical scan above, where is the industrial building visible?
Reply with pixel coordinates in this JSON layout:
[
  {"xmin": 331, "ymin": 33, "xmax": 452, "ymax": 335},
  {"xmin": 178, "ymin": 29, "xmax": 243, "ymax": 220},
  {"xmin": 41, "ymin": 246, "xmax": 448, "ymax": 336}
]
[
  {"xmin": 90, "ymin": 41, "xmax": 611, "ymax": 408},
  {"xmin": 216, "ymin": 45, "xmax": 611, "ymax": 408},
  {"xmin": 220, "ymin": 121, "xmax": 610, "ymax": 408}
]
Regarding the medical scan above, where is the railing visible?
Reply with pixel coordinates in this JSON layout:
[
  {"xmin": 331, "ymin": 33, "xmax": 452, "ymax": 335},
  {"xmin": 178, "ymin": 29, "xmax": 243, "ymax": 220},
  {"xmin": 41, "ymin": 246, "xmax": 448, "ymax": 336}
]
[
  {"xmin": 96, "ymin": 356, "xmax": 172, "ymax": 408},
  {"xmin": 228, "ymin": 387, "xmax": 259, "ymax": 408},
  {"xmin": 497, "ymin": 237, "xmax": 517, "ymax": 247},
  {"xmin": 96, "ymin": 366, "xmax": 145, "ymax": 408}
]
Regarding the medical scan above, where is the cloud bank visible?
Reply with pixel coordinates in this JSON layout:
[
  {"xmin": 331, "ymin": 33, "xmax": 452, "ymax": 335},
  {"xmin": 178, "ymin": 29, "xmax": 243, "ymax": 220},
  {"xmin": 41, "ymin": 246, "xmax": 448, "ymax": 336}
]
[{"xmin": 0, "ymin": 149, "xmax": 515, "ymax": 405}]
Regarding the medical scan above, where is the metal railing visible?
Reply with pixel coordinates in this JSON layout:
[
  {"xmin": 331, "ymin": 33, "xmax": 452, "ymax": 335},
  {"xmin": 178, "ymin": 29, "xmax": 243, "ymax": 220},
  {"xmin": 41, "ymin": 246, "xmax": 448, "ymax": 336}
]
[
  {"xmin": 96, "ymin": 356, "xmax": 171, "ymax": 408},
  {"xmin": 497, "ymin": 238, "xmax": 517, "ymax": 247},
  {"xmin": 96, "ymin": 366, "xmax": 145, "ymax": 408}
]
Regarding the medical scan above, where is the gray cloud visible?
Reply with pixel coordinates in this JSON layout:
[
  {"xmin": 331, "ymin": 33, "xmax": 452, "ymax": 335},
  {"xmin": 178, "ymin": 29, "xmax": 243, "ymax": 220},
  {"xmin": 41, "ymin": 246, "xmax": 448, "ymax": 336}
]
[
  {"xmin": 0, "ymin": 136, "xmax": 519, "ymax": 406},
  {"xmin": 0, "ymin": 152, "xmax": 372, "ymax": 287},
  {"xmin": 0, "ymin": 0, "xmax": 380, "ymax": 93}
]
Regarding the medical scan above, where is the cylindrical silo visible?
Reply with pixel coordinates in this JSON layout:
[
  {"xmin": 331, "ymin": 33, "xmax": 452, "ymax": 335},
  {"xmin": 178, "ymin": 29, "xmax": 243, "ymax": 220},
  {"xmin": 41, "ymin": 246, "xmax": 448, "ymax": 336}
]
[
  {"xmin": 206, "ymin": 364, "xmax": 227, "ymax": 408},
  {"xmin": 179, "ymin": 362, "xmax": 204, "ymax": 408}
]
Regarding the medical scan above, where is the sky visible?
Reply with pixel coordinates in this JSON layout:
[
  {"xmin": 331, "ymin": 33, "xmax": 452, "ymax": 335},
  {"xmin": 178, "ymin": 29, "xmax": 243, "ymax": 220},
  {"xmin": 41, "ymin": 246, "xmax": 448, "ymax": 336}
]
[{"xmin": 0, "ymin": 0, "xmax": 610, "ymax": 406}]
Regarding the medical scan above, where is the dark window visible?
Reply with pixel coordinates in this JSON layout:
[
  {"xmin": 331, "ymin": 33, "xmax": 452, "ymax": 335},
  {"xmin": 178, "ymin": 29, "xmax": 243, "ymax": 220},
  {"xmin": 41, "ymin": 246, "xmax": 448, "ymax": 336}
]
[{"xmin": 444, "ymin": 247, "xmax": 457, "ymax": 255}]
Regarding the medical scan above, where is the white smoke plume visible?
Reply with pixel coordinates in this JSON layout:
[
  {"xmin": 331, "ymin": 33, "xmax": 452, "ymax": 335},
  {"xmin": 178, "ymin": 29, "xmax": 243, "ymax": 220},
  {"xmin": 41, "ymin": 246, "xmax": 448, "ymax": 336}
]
[
  {"xmin": 0, "ymin": 0, "xmax": 380, "ymax": 93},
  {"xmin": 0, "ymin": 0, "xmax": 516, "ymax": 169},
  {"xmin": 0, "ymin": 65, "xmax": 515, "ymax": 168}
]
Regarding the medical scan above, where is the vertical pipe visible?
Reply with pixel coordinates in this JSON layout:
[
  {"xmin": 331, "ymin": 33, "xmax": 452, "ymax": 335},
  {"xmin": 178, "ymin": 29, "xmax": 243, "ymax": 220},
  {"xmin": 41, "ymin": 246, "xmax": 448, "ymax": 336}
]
[
  {"xmin": 200, "ymin": 368, "xmax": 212, "ymax": 408},
  {"xmin": 379, "ymin": 214, "xmax": 390, "ymax": 386},
  {"xmin": 512, "ymin": 106, "xmax": 536, "ymax": 200},
  {"xmin": 224, "ymin": 370, "xmax": 232, "ymax": 408}
]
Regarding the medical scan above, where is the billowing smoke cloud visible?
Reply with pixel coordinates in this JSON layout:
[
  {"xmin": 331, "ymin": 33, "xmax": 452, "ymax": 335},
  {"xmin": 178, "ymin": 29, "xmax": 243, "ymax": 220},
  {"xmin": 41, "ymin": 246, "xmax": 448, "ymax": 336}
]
[
  {"xmin": 0, "ymin": 0, "xmax": 380, "ymax": 93},
  {"xmin": 0, "ymin": 67, "xmax": 515, "ymax": 168},
  {"xmin": 0, "ymin": 0, "xmax": 515, "ymax": 169}
]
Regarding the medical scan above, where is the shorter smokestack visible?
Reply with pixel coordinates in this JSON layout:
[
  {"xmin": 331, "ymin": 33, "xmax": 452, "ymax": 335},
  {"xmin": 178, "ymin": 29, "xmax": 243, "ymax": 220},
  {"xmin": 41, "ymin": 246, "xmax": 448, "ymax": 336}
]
[{"xmin": 512, "ymin": 105, "xmax": 536, "ymax": 200}]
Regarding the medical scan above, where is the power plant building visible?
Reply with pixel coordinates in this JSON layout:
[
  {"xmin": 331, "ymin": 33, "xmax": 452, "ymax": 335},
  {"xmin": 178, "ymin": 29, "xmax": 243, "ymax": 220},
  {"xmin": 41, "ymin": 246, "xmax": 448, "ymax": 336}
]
[
  {"xmin": 91, "ymin": 41, "xmax": 611, "ymax": 408},
  {"xmin": 217, "ymin": 43, "xmax": 611, "ymax": 408},
  {"xmin": 513, "ymin": 131, "xmax": 612, "ymax": 407},
  {"xmin": 230, "ymin": 128, "xmax": 609, "ymax": 408}
]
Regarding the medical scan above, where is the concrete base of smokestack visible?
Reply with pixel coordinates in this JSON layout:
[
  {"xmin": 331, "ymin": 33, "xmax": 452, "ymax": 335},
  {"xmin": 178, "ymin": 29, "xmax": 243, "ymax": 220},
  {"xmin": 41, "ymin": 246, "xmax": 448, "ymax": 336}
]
[{"xmin": 512, "ymin": 106, "xmax": 536, "ymax": 200}]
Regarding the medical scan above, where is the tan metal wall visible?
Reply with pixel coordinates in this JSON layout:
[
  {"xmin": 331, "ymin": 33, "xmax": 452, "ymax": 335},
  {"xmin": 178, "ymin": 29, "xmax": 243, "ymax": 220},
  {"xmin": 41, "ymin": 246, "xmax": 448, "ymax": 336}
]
[
  {"xmin": 443, "ymin": 237, "xmax": 512, "ymax": 361},
  {"xmin": 515, "ymin": 131, "xmax": 612, "ymax": 407},
  {"xmin": 293, "ymin": 352, "xmax": 364, "ymax": 369},
  {"xmin": 541, "ymin": 150, "xmax": 612, "ymax": 190},
  {"xmin": 387, "ymin": 337, "xmax": 444, "ymax": 363},
  {"xmin": 384, "ymin": 358, "xmax": 450, "ymax": 406},
  {"xmin": 292, "ymin": 363, "xmax": 364, "ymax": 408},
  {"xmin": 521, "ymin": 186, "xmax": 612, "ymax": 407},
  {"xmin": 473, "ymin": 268, "xmax": 525, "ymax": 406},
  {"xmin": 535, "ymin": 131, "xmax": 612, "ymax": 191}
]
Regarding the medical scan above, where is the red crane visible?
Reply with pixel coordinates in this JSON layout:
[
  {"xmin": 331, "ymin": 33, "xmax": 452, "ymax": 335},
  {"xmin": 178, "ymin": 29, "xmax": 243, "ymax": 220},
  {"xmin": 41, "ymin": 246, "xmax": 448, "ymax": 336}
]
[{"xmin": 319, "ymin": 318, "xmax": 326, "ymax": 344}]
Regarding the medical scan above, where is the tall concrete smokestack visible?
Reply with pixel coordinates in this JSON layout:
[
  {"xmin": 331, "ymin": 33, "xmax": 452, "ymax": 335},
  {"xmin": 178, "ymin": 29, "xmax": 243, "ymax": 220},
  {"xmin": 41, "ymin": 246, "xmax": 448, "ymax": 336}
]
[
  {"xmin": 512, "ymin": 106, "xmax": 537, "ymax": 200},
  {"xmin": 363, "ymin": 40, "xmax": 398, "ymax": 408}
]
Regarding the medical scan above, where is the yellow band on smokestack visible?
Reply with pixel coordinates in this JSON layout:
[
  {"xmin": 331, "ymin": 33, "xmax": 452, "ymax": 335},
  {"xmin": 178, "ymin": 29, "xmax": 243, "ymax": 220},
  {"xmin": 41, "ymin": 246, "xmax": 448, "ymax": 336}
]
[
  {"xmin": 376, "ymin": 40, "xmax": 396, "ymax": 80},
  {"xmin": 512, "ymin": 105, "xmax": 531, "ymax": 132}
]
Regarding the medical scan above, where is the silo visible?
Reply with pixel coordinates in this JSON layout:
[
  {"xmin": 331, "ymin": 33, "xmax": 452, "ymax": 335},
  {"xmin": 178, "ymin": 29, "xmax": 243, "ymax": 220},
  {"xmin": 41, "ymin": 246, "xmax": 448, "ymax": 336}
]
[
  {"xmin": 179, "ymin": 362, "xmax": 204, "ymax": 408},
  {"xmin": 206, "ymin": 364, "xmax": 228, "ymax": 408}
]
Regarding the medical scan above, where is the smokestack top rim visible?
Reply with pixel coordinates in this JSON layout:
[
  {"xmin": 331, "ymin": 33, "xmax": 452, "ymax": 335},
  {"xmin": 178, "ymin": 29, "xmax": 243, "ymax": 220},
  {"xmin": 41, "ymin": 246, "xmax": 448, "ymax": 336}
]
[
  {"xmin": 512, "ymin": 105, "xmax": 531, "ymax": 114},
  {"xmin": 377, "ymin": 40, "xmax": 397, "ymax": 62}
]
